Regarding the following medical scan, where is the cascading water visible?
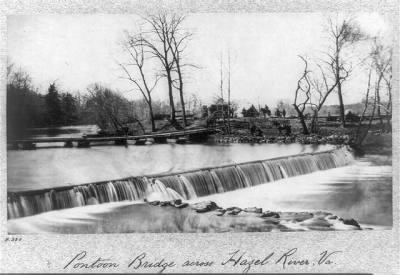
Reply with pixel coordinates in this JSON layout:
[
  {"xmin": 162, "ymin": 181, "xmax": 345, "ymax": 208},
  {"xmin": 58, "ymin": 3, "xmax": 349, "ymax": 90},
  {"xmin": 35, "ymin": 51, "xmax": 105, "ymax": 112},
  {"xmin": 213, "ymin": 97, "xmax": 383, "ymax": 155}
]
[
  {"xmin": 238, "ymin": 163, "xmax": 270, "ymax": 186},
  {"xmin": 181, "ymin": 171, "xmax": 217, "ymax": 197},
  {"xmin": 7, "ymin": 147, "xmax": 354, "ymax": 219}
]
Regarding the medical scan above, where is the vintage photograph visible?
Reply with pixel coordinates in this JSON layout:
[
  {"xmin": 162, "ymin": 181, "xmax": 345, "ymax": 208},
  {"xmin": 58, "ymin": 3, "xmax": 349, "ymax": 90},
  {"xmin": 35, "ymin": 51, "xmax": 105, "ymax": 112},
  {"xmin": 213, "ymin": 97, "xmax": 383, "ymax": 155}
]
[{"xmin": 6, "ymin": 12, "xmax": 393, "ymax": 234}]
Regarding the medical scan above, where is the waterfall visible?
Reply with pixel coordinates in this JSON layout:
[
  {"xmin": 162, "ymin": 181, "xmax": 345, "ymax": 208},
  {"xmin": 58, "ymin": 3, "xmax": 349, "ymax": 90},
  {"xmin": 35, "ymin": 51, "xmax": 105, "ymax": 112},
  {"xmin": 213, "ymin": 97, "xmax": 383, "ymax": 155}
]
[
  {"xmin": 181, "ymin": 171, "xmax": 219, "ymax": 197},
  {"xmin": 238, "ymin": 163, "xmax": 269, "ymax": 186},
  {"xmin": 157, "ymin": 176, "xmax": 188, "ymax": 199},
  {"xmin": 7, "ymin": 177, "xmax": 148, "ymax": 219},
  {"xmin": 7, "ymin": 147, "xmax": 354, "ymax": 219}
]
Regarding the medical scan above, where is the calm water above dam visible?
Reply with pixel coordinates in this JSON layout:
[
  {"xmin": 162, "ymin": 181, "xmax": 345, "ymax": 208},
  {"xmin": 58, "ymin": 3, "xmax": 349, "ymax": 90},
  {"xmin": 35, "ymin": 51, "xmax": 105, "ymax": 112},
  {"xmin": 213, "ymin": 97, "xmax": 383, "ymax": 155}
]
[
  {"xmin": 7, "ymin": 141, "xmax": 335, "ymax": 192},
  {"xmin": 6, "ymin": 126, "xmax": 392, "ymax": 227}
]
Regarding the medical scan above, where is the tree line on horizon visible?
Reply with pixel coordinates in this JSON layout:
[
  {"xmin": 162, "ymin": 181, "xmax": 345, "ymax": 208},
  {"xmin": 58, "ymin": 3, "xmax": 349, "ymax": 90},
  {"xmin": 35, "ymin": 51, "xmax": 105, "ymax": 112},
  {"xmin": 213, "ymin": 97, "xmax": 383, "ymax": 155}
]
[{"xmin": 6, "ymin": 65, "xmax": 181, "ymax": 140}]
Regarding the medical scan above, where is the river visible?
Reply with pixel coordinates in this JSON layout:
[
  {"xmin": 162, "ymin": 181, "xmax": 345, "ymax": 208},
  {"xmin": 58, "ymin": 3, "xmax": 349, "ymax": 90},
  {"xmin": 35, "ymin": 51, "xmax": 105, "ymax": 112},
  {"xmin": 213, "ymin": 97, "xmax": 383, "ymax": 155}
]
[{"xmin": 6, "ymin": 125, "xmax": 392, "ymax": 230}]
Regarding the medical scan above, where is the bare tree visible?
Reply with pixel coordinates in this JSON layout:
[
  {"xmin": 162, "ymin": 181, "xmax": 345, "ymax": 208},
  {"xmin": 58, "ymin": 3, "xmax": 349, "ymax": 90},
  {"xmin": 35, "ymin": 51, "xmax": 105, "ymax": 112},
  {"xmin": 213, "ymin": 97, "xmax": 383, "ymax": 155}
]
[
  {"xmin": 370, "ymin": 39, "xmax": 392, "ymax": 130},
  {"xmin": 131, "ymin": 14, "xmax": 176, "ymax": 124},
  {"xmin": 308, "ymin": 63, "xmax": 340, "ymax": 132},
  {"xmin": 185, "ymin": 93, "xmax": 201, "ymax": 115},
  {"xmin": 7, "ymin": 61, "xmax": 14, "ymax": 79},
  {"xmin": 354, "ymin": 66, "xmax": 373, "ymax": 144},
  {"xmin": 219, "ymin": 53, "xmax": 224, "ymax": 101},
  {"xmin": 167, "ymin": 15, "xmax": 194, "ymax": 127},
  {"xmin": 119, "ymin": 33, "xmax": 161, "ymax": 132},
  {"xmin": 86, "ymin": 84, "xmax": 144, "ymax": 133},
  {"xmin": 8, "ymin": 66, "xmax": 32, "ymax": 90},
  {"xmin": 324, "ymin": 16, "xmax": 365, "ymax": 127},
  {"xmin": 227, "ymin": 51, "xmax": 232, "ymax": 134},
  {"xmin": 136, "ymin": 13, "xmax": 191, "ymax": 128},
  {"xmin": 216, "ymin": 53, "xmax": 227, "ymax": 131},
  {"xmin": 383, "ymin": 54, "xmax": 392, "ymax": 130},
  {"xmin": 293, "ymin": 56, "xmax": 312, "ymax": 134},
  {"xmin": 217, "ymin": 50, "xmax": 234, "ymax": 134}
]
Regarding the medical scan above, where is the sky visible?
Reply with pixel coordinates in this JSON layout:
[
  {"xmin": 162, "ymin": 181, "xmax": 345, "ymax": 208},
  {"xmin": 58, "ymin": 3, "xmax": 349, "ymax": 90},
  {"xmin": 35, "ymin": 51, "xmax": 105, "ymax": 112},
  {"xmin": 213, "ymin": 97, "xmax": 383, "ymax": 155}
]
[{"xmin": 7, "ymin": 12, "xmax": 392, "ymax": 109}]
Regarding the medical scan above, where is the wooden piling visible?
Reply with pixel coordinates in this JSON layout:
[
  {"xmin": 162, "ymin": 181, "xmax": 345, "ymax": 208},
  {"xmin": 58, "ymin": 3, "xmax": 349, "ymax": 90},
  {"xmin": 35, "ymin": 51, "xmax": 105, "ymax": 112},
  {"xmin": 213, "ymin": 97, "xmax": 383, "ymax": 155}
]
[
  {"xmin": 135, "ymin": 139, "xmax": 146, "ymax": 145},
  {"xmin": 64, "ymin": 140, "xmax": 74, "ymax": 148},
  {"xmin": 22, "ymin": 142, "xmax": 36, "ymax": 150},
  {"xmin": 114, "ymin": 139, "xmax": 127, "ymax": 146},
  {"xmin": 77, "ymin": 140, "xmax": 90, "ymax": 148}
]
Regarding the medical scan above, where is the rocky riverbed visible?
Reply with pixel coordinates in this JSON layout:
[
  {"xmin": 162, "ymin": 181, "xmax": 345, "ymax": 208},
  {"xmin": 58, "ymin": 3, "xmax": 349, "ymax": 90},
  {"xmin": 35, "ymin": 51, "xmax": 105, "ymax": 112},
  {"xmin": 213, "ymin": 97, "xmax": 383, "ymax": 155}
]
[
  {"xmin": 8, "ymin": 199, "xmax": 365, "ymax": 234},
  {"xmin": 145, "ymin": 199, "xmax": 363, "ymax": 232}
]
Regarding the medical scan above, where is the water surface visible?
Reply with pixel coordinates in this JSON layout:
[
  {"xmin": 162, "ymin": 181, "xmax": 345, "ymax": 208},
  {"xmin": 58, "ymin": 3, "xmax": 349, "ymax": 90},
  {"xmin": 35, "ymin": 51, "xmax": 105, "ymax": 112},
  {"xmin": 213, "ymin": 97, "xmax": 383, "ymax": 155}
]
[
  {"xmin": 7, "ymin": 142, "xmax": 334, "ymax": 192},
  {"xmin": 6, "ymin": 125, "xmax": 392, "ymax": 229}
]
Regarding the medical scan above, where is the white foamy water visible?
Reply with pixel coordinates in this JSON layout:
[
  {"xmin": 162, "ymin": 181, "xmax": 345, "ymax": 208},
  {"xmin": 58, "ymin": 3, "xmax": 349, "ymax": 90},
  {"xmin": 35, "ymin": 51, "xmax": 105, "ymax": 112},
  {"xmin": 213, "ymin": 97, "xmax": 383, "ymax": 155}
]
[
  {"xmin": 7, "ymin": 156, "xmax": 392, "ymax": 233},
  {"xmin": 189, "ymin": 159, "xmax": 392, "ymax": 226},
  {"xmin": 8, "ymin": 148, "xmax": 352, "ymax": 219}
]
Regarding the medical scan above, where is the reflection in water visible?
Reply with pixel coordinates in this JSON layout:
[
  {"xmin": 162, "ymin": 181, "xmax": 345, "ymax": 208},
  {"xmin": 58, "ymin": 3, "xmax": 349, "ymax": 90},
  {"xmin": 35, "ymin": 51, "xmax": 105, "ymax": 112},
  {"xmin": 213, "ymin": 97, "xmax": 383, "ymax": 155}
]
[{"xmin": 7, "ymin": 143, "xmax": 334, "ymax": 192}]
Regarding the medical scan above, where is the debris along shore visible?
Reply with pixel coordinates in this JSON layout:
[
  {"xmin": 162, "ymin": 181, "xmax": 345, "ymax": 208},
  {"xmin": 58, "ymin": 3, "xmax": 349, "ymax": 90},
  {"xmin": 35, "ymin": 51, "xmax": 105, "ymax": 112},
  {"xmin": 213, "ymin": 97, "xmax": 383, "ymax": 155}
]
[{"xmin": 8, "ymin": 199, "xmax": 365, "ymax": 234}]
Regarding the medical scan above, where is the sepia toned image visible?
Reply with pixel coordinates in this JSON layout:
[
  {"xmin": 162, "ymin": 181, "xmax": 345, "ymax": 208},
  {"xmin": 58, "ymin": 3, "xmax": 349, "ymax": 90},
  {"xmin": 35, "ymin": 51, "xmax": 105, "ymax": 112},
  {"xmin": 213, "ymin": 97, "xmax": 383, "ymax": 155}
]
[{"xmin": 6, "ymin": 12, "xmax": 393, "ymax": 235}]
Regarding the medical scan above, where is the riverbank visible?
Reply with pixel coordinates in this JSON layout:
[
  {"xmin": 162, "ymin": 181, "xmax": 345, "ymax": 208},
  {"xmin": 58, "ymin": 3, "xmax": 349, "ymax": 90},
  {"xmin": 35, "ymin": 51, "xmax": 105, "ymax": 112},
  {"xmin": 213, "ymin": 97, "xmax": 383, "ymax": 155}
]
[
  {"xmin": 214, "ymin": 130, "xmax": 392, "ymax": 157},
  {"xmin": 8, "ymin": 199, "xmax": 368, "ymax": 234}
]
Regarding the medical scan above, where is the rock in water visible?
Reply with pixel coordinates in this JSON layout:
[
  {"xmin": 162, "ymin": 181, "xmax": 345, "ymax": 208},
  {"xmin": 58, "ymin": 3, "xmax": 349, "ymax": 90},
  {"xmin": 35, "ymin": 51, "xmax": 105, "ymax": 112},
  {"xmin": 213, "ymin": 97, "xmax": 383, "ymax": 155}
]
[
  {"xmin": 227, "ymin": 208, "xmax": 242, "ymax": 215},
  {"xmin": 192, "ymin": 201, "xmax": 220, "ymax": 213},
  {"xmin": 244, "ymin": 207, "xmax": 262, "ymax": 214},
  {"xmin": 215, "ymin": 209, "xmax": 226, "ymax": 216},
  {"xmin": 226, "ymin": 206, "xmax": 242, "ymax": 211},
  {"xmin": 343, "ymin": 218, "xmax": 361, "ymax": 228},
  {"xmin": 160, "ymin": 201, "xmax": 172, "ymax": 207},
  {"xmin": 174, "ymin": 202, "xmax": 189, "ymax": 209},
  {"xmin": 174, "ymin": 199, "xmax": 182, "ymax": 205},
  {"xmin": 261, "ymin": 211, "xmax": 280, "ymax": 218}
]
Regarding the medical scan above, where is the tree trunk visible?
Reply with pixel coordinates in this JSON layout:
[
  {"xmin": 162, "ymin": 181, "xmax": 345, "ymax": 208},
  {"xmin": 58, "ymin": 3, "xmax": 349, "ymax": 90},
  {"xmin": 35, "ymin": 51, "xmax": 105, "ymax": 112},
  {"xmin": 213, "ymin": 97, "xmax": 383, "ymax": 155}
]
[
  {"xmin": 310, "ymin": 110, "xmax": 318, "ymax": 134},
  {"xmin": 293, "ymin": 105, "xmax": 309, "ymax": 135},
  {"xmin": 358, "ymin": 89, "xmax": 377, "ymax": 146},
  {"xmin": 134, "ymin": 118, "xmax": 146, "ymax": 134},
  {"xmin": 166, "ymin": 69, "xmax": 176, "ymax": 123},
  {"xmin": 227, "ymin": 79, "xmax": 231, "ymax": 135},
  {"xmin": 177, "ymin": 71, "xmax": 187, "ymax": 127},
  {"xmin": 337, "ymin": 82, "xmax": 346, "ymax": 127},
  {"xmin": 148, "ymin": 98, "xmax": 156, "ymax": 132},
  {"xmin": 376, "ymin": 74, "xmax": 384, "ymax": 129},
  {"xmin": 335, "ymin": 38, "xmax": 346, "ymax": 128}
]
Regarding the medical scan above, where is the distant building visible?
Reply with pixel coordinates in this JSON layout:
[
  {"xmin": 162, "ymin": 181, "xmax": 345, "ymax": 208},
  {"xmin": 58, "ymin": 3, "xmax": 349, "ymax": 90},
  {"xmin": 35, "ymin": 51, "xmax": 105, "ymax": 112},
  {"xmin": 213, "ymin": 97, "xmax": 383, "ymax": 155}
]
[
  {"xmin": 207, "ymin": 99, "xmax": 230, "ymax": 119},
  {"xmin": 242, "ymin": 104, "xmax": 259, "ymax": 118}
]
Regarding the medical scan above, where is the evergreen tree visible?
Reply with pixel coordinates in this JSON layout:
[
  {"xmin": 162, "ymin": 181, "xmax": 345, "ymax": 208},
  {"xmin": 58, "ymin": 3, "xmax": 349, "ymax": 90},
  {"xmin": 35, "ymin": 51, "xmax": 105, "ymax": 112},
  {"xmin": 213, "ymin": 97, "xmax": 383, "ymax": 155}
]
[
  {"xmin": 247, "ymin": 105, "xmax": 259, "ymax": 117},
  {"xmin": 61, "ymin": 93, "xmax": 79, "ymax": 125},
  {"xmin": 241, "ymin": 108, "xmax": 247, "ymax": 117},
  {"xmin": 45, "ymin": 82, "xmax": 63, "ymax": 125},
  {"xmin": 261, "ymin": 104, "xmax": 271, "ymax": 118}
]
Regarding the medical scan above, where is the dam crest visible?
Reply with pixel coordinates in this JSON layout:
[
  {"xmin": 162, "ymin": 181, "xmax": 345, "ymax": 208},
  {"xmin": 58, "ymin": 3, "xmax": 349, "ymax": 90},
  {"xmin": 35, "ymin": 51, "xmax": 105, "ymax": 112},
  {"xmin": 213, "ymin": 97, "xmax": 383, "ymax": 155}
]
[{"xmin": 7, "ymin": 146, "xmax": 354, "ymax": 219}]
